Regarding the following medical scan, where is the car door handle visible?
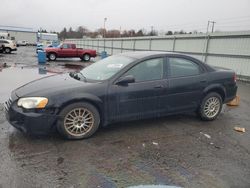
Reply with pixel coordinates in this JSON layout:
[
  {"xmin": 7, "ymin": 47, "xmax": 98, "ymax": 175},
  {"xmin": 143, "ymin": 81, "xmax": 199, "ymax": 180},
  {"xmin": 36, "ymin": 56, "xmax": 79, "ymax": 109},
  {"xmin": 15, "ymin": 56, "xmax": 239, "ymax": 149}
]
[
  {"xmin": 200, "ymin": 80, "xmax": 207, "ymax": 83},
  {"xmin": 154, "ymin": 85, "xmax": 163, "ymax": 89}
]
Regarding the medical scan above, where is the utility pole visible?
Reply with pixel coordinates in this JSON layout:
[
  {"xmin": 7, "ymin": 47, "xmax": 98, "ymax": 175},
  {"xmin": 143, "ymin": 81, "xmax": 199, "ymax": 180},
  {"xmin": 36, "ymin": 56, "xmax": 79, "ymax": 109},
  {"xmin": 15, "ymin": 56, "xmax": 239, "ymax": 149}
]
[
  {"xmin": 206, "ymin": 20, "xmax": 216, "ymax": 33},
  {"xmin": 210, "ymin": 21, "xmax": 216, "ymax": 33},
  {"xmin": 206, "ymin": 21, "xmax": 210, "ymax": 34},
  {"xmin": 103, "ymin": 17, "xmax": 107, "ymax": 38},
  {"xmin": 151, "ymin": 26, "xmax": 154, "ymax": 36}
]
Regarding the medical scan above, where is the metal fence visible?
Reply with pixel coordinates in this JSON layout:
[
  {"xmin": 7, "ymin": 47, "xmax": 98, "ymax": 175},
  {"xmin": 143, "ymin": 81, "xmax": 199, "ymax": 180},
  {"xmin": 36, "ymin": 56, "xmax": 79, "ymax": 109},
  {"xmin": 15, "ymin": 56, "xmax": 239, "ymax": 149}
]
[{"xmin": 66, "ymin": 31, "xmax": 250, "ymax": 80}]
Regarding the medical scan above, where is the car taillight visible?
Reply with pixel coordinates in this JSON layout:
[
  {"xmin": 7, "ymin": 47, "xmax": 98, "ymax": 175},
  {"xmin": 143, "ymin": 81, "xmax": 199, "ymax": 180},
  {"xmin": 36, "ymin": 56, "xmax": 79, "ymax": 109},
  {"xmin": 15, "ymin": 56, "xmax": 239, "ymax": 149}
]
[{"xmin": 233, "ymin": 73, "xmax": 237, "ymax": 82}]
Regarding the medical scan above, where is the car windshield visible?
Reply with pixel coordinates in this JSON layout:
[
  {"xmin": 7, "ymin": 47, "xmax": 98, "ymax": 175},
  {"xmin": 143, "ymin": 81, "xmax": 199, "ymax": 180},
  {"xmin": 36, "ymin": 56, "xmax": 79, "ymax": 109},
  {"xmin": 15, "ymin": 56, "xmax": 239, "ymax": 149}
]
[{"xmin": 80, "ymin": 55, "xmax": 134, "ymax": 81}]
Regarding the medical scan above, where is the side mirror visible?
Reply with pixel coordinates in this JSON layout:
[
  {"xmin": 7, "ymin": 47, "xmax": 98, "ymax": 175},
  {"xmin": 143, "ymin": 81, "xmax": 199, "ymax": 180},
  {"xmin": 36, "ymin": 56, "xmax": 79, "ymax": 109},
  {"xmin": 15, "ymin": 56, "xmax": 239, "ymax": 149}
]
[
  {"xmin": 116, "ymin": 75, "xmax": 135, "ymax": 85},
  {"xmin": 60, "ymin": 47, "xmax": 63, "ymax": 49}
]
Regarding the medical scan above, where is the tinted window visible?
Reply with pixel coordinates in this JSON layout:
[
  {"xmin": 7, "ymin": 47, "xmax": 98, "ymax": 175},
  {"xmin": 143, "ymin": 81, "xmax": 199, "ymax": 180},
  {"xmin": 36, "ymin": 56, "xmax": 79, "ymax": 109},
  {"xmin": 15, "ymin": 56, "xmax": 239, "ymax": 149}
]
[
  {"xmin": 0, "ymin": 40, "xmax": 9, "ymax": 44},
  {"xmin": 169, "ymin": 58, "xmax": 201, "ymax": 77},
  {"xmin": 124, "ymin": 58, "xmax": 164, "ymax": 82}
]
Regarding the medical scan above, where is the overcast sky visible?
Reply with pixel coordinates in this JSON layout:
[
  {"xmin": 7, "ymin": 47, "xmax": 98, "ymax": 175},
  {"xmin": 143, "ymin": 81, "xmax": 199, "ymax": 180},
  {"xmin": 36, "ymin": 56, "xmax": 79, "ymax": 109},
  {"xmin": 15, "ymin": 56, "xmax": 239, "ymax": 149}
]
[{"xmin": 1, "ymin": 0, "xmax": 250, "ymax": 33}]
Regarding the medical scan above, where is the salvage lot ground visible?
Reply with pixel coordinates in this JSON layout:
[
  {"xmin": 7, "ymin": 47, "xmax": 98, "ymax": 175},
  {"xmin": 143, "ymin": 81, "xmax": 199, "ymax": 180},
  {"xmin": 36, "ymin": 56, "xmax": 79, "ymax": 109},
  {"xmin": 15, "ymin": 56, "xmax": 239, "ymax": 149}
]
[{"xmin": 0, "ymin": 47, "xmax": 250, "ymax": 188}]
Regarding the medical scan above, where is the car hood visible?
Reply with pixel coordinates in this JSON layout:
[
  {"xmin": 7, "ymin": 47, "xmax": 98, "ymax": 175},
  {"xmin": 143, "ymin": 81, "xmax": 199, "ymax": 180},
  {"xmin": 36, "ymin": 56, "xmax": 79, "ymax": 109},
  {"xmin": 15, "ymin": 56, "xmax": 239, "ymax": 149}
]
[{"xmin": 14, "ymin": 73, "xmax": 94, "ymax": 97}]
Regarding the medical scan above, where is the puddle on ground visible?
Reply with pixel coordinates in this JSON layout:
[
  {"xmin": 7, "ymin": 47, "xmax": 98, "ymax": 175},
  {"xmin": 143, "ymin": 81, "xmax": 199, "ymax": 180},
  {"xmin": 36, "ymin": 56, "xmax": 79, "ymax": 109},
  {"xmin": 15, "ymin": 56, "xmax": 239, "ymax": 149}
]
[{"xmin": 0, "ymin": 63, "xmax": 85, "ymax": 103}]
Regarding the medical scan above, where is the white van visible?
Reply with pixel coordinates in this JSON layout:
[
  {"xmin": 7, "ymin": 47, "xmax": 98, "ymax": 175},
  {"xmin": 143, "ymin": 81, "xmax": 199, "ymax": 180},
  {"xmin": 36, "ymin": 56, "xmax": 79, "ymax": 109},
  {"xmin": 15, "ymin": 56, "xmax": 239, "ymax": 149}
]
[{"xmin": 17, "ymin": 40, "xmax": 28, "ymax": 46}]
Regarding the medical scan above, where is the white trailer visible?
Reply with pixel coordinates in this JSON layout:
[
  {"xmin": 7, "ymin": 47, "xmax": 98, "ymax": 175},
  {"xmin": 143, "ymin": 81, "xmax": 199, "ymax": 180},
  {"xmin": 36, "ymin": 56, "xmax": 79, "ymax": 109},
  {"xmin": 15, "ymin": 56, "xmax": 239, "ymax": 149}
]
[
  {"xmin": 0, "ymin": 26, "xmax": 37, "ymax": 45},
  {"xmin": 0, "ymin": 32, "xmax": 9, "ymax": 39},
  {"xmin": 37, "ymin": 33, "xmax": 59, "ymax": 46}
]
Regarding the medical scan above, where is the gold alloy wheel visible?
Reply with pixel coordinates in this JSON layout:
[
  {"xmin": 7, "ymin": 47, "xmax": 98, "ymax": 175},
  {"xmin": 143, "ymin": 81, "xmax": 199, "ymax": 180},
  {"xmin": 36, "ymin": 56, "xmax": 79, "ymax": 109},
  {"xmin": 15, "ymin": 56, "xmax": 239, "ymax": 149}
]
[
  {"xmin": 64, "ymin": 108, "xmax": 94, "ymax": 136},
  {"xmin": 204, "ymin": 97, "xmax": 221, "ymax": 118}
]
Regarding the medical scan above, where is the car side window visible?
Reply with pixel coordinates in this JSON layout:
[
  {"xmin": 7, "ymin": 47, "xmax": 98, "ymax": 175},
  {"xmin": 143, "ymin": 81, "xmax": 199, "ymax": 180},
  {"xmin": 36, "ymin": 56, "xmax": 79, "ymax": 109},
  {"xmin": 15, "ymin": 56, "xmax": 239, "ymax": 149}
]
[
  {"xmin": 62, "ymin": 44, "xmax": 69, "ymax": 49},
  {"xmin": 124, "ymin": 58, "xmax": 164, "ymax": 82},
  {"xmin": 0, "ymin": 40, "xmax": 8, "ymax": 44},
  {"xmin": 169, "ymin": 58, "xmax": 201, "ymax": 78}
]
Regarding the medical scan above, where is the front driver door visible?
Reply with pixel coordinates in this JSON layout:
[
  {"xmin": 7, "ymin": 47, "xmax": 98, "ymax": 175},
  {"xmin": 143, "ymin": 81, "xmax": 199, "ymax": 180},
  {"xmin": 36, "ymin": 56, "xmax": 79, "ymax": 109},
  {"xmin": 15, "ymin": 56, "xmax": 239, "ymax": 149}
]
[
  {"xmin": 108, "ymin": 57, "xmax": 167, "ymax": 122},
  {"xmin": 58, "ymin": 44, "xmax": 72, "ymax": 57}
]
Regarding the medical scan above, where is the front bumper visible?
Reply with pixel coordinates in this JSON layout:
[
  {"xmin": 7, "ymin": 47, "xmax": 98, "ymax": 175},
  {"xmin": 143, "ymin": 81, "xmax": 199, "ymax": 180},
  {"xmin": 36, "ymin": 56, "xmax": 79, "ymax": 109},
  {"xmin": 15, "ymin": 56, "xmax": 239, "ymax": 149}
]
[{"xmin": 4, "ymin": 98, "xmax": 57, "ymax": 135}]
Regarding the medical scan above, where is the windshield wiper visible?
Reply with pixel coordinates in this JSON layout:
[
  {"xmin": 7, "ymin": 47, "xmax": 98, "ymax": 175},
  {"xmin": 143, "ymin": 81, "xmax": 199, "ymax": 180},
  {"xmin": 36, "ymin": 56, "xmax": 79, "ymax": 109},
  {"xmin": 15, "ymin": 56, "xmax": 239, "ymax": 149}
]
[
  {"xmin": 77, "ymin": 72, "xmax": 87, "ymax": 82},
  {"xmin": 69, "ymin": 72, "xmax": 86, "ymax": 82}
]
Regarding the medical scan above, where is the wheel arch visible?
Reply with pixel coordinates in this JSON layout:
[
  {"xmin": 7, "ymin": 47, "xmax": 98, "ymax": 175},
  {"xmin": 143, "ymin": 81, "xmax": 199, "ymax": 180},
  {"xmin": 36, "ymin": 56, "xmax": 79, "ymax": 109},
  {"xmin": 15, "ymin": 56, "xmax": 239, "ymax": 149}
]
[
  {"xmin": 47, "ymin": 51, "xmax": 57, "ymax": 56},
  {"xmin": 56, "ymin": 95, "xmax": 104, "ymax": 126},
  {"xmin": 203, "ymin": 84, "xmax": 226, "ymax": 102},
  {"xmin": 82, "ymin": 52, "xmax": 90, "ymax": 56}
]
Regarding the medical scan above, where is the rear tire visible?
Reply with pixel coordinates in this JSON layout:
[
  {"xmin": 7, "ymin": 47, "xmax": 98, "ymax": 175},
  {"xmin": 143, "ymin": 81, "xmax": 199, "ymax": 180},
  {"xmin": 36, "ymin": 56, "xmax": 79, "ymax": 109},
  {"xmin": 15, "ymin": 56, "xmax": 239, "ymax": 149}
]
[
  {"xmin": 56, "ymin": 102, "xmax": 100, "ymax": 140},
  {"xmin": 198, "ymin": 92, "xmax": 222, "ymax": 121},
  {"xmin": 48, "ymin": 53, "xmax": 57, "ymax": 61},
  {"xmin": 81, "ymin": 53, "xmax": 90, "ymax": 62}
]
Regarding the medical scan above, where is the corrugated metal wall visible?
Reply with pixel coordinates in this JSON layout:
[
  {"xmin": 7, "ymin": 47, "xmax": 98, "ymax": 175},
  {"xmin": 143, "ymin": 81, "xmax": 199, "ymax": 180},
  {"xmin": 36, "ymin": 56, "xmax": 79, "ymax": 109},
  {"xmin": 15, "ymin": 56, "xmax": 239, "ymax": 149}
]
[{"xmin": 66, "ymin": 31, "xmax": 250, "ymax": 79}]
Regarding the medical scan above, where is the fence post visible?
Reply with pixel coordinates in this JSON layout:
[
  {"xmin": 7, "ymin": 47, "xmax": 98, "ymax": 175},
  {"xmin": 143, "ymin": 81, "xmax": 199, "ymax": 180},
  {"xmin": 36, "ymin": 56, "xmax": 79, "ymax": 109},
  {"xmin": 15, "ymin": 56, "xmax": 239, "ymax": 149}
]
[
  {"xmin": 133, "ymin": 39, "xmax": 136, "ymax": 51},
  {"xmin": 97, "ymin": 39, "xmax": 99, "ymax": 54},
  {"xmin": 104, "ymin": 39, "xmax": 106, "ymax": 52},
  {"xmin": 111, "ymin": 39, "xmax": 114, "ymax": 55},
  {"xmin": 121, "ymin": 39, "xmax": 123, "ymax": 53},
  {"xmin": 172, "ymin": 36, "xmax": 176, "ymax": 52},
  {"xmin": 204, "ymin": 35, "xmax": 210, "ymax": 63},
  {"xmin": 149, "ymin": 38, "xmax": 152, "ymax": 50}
]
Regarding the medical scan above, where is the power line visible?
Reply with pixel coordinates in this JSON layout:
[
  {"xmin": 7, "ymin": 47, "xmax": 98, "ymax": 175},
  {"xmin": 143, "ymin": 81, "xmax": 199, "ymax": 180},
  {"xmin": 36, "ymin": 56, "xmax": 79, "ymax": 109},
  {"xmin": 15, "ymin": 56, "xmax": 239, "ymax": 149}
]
[
  {"xmin": 217, "ymin": 19, "xmax": 250, "ymax": 25},
  {"xmin": 163, "ymin": 15, "xmax": 250, "ymax": 32},
  {"xmin": 214, "ymin": 15, "xmax": 250, "ymax": 21}
]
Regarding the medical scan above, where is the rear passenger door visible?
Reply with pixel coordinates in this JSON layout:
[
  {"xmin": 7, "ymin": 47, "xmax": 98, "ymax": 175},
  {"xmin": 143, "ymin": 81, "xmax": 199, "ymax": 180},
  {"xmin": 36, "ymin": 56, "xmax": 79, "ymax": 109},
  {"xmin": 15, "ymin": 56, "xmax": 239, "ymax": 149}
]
[{"xmin": 166, "ymin": 57, "xmax": 207, "ymax": 113}]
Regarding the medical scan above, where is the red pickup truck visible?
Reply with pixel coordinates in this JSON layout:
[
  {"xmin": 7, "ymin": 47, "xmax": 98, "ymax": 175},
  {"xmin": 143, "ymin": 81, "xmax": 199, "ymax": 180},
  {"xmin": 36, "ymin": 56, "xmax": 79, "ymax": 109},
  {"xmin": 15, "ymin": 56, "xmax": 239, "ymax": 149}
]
[{"xmin": 45, "ymin": 43, "xmax": 97, "ymax": 61}]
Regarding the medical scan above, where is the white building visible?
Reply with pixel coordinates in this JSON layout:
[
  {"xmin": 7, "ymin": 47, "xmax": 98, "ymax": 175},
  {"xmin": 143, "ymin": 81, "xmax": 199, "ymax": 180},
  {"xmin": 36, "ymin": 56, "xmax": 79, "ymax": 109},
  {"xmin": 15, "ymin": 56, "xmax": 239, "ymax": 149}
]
[{"xmin": 0, "ymin": 26, "xmax": 37, "ymax": 45}]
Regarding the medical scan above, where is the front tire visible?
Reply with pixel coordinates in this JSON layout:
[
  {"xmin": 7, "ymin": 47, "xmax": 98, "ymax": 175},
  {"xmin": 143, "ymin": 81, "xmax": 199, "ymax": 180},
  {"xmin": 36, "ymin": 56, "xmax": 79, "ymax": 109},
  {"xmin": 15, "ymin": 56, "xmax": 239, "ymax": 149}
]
[
  {"xmin": 198, "ymin": 92, "xmax": 222, "ymax": 121},
  {"xmin": 4, "ymin": 47, "xmax": 11, "ymax": 54},
  {"xmin": 56, "ymin": 102, "xmax": 100, "ymax": 140},
  {"xmin": 48, "ymin": 53, "xmax": 57, "ymax": 61}
]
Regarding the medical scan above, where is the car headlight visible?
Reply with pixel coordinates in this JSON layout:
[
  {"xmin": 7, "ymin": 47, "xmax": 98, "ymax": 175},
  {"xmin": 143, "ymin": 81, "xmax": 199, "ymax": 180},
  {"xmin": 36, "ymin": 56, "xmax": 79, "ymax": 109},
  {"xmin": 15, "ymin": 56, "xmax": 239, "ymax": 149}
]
[{"xmin": 17, "ymin": 97, "xmax": 48, "ymax": 109}]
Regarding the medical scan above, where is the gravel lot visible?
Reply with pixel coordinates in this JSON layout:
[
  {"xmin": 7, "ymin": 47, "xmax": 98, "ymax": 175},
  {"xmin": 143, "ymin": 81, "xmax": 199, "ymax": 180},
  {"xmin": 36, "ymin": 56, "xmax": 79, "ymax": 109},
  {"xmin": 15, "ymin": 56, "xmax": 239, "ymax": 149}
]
[{"xmin": 0, "ymin": 47, "xmax": 250, "ymax": 188}]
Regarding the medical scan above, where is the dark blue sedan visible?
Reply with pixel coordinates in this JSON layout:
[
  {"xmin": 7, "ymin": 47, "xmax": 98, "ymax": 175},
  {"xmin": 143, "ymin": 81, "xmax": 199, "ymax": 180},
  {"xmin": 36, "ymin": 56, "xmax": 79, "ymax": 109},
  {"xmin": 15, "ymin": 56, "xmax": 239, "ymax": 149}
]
[{"xmin": 5, "ymin": 51, "xmax": 237, "ymax": 139}]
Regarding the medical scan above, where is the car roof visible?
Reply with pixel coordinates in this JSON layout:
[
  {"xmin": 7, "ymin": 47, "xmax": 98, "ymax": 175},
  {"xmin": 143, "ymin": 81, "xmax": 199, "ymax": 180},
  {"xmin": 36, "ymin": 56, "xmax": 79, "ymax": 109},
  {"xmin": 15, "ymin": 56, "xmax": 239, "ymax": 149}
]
[
  {"xmin": 62, "ymin": 43, "xmax": 74, "ymax": 45},
  {"xmin": 118, "ymin": 51, "xmax": 182, "ymax": 59}
]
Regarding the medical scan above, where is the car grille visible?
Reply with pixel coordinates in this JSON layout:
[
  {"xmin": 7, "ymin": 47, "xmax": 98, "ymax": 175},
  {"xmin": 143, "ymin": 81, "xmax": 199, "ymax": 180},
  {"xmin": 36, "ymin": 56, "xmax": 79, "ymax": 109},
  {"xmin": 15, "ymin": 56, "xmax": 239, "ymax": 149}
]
[{"xmin": 4, "ymin": 97, "xmax": 12, "ymax": 112}]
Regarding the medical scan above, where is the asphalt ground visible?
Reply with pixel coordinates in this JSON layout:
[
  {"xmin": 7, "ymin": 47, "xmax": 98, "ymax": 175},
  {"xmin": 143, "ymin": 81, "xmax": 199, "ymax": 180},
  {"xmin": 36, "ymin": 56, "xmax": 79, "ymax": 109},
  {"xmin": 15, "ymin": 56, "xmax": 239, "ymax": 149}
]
[{"xmin": 0, "ymin": 47, "xmax": 249, "ymax": 188}]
